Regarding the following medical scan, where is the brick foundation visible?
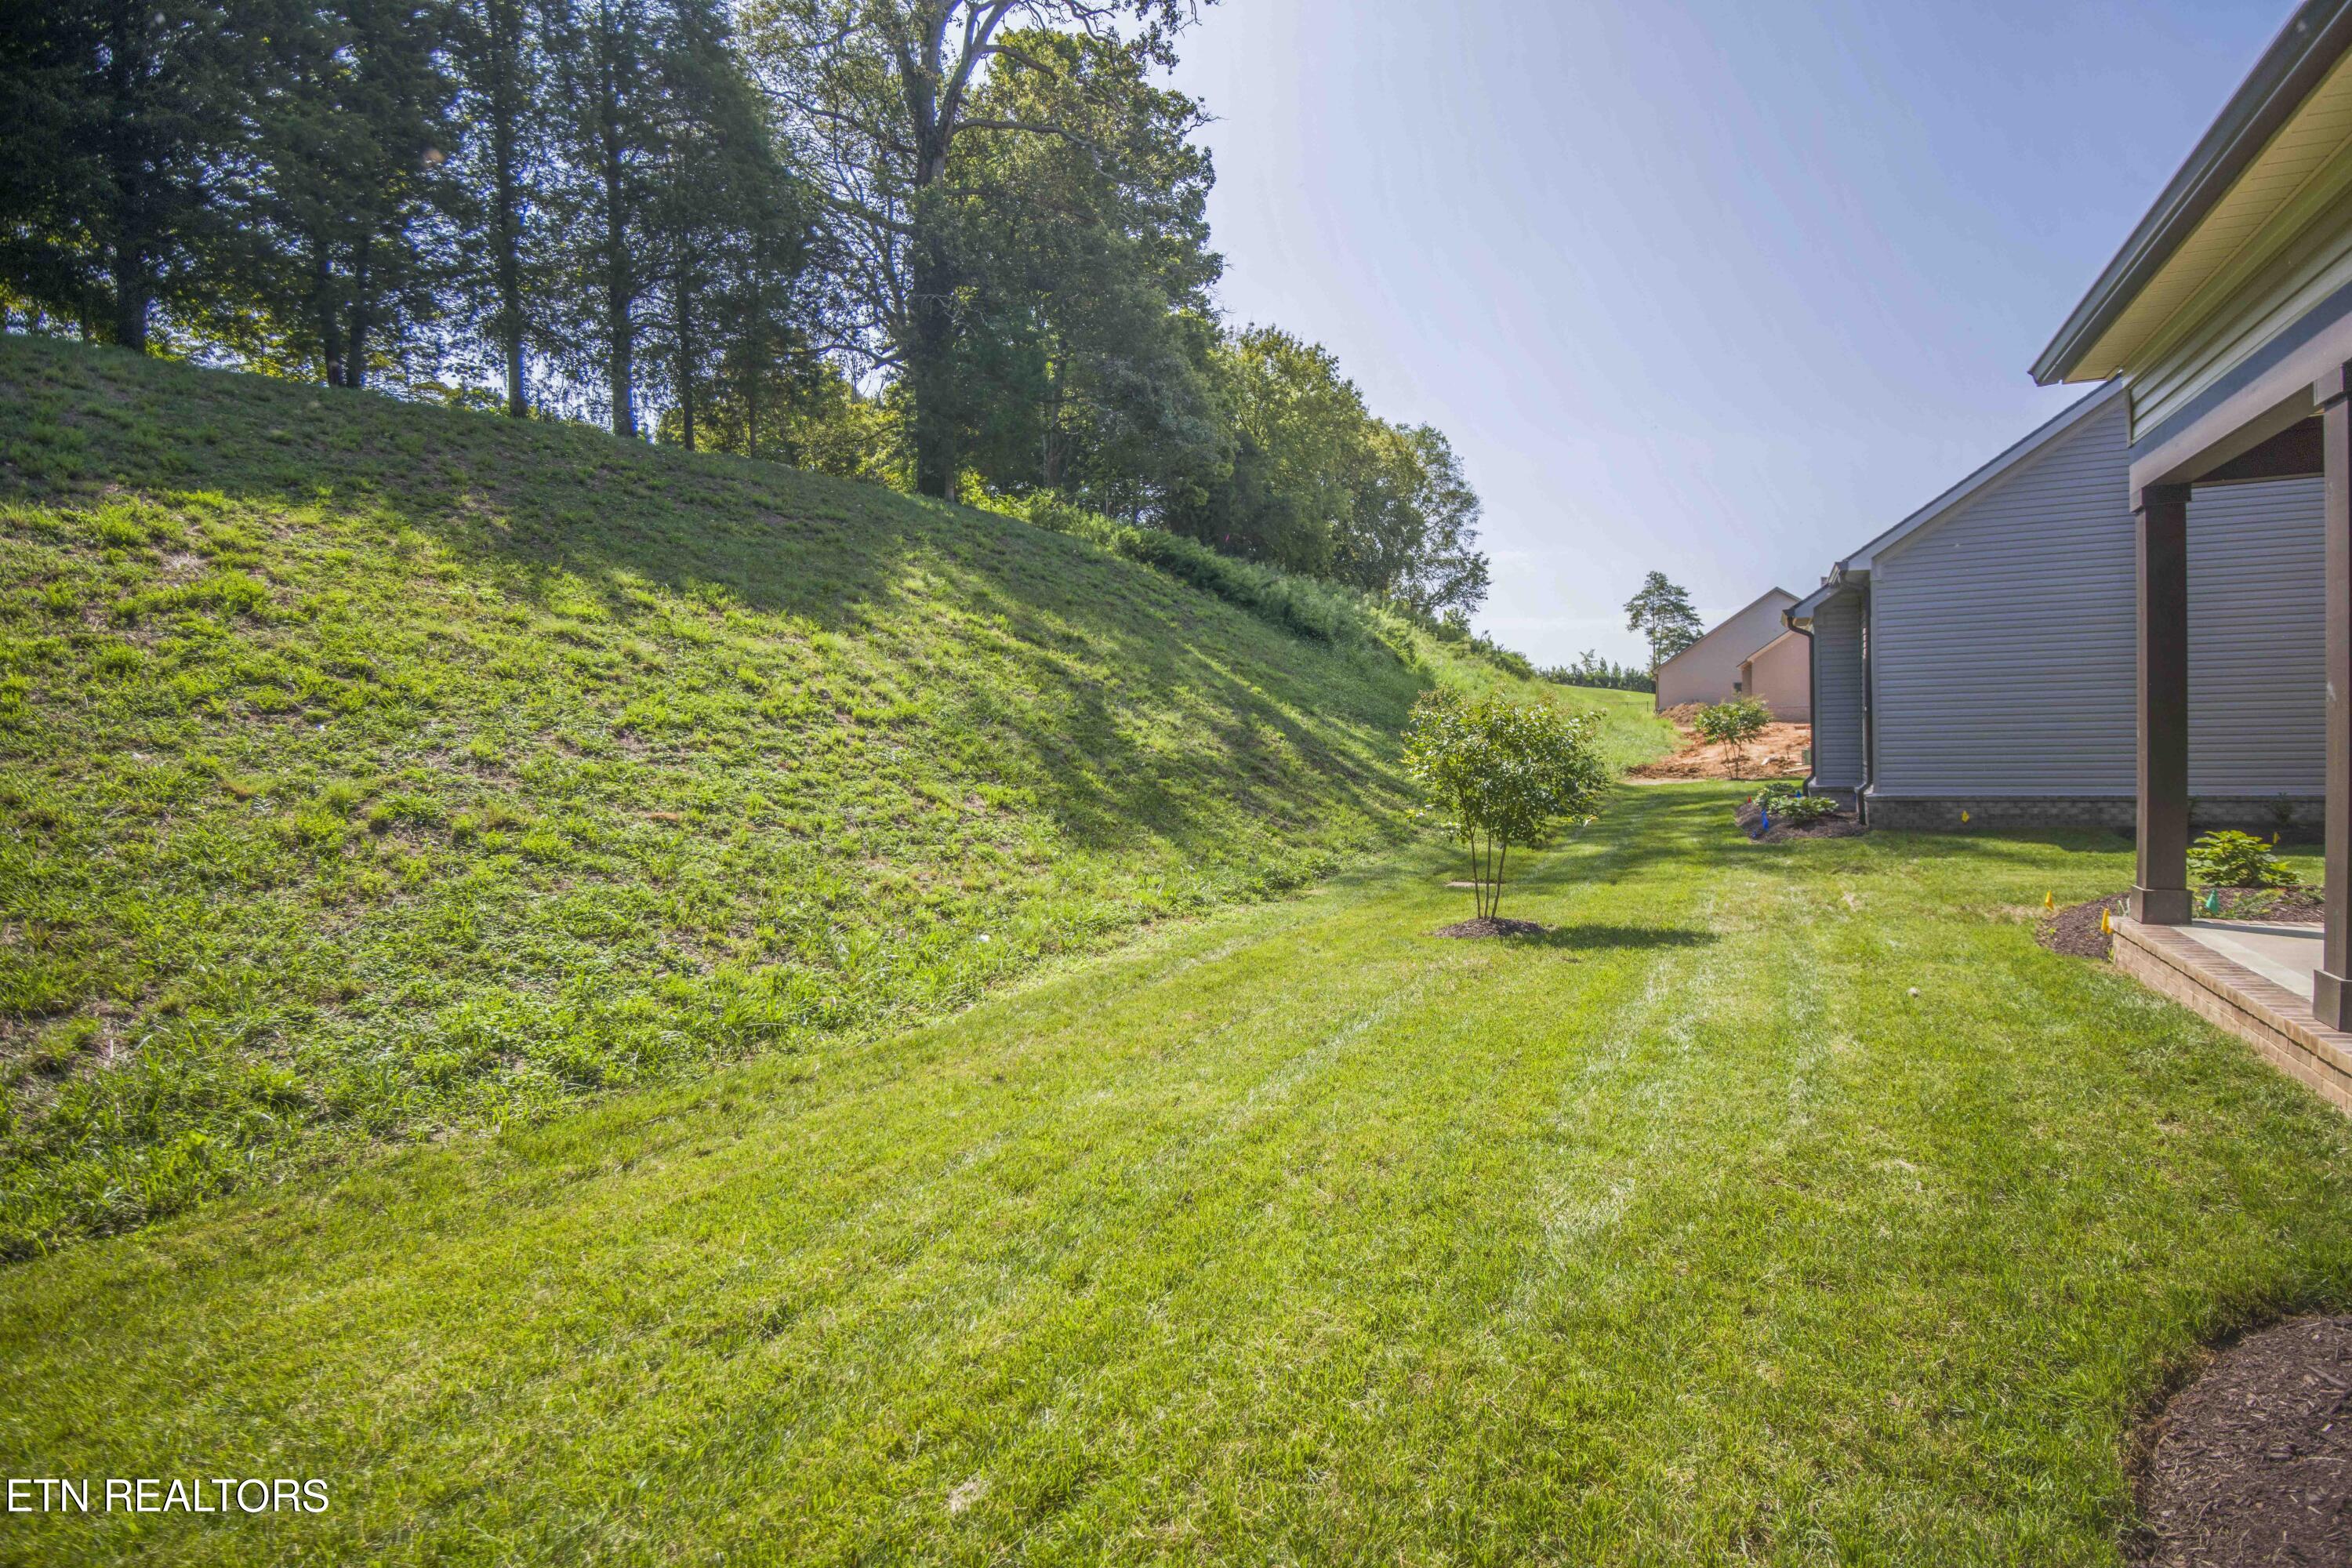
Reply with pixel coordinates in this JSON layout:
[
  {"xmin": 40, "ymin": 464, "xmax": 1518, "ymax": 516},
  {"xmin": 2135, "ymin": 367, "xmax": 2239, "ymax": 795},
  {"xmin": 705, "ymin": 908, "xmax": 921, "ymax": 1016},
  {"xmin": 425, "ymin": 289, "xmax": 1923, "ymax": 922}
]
[
  {"xmin": 2111, "ymin": 917, "xmax": 2352, "ymax": 1118},
  {"xmin": 1860, "ymin": 794, "xmax": 2322, "ymax": 836}
]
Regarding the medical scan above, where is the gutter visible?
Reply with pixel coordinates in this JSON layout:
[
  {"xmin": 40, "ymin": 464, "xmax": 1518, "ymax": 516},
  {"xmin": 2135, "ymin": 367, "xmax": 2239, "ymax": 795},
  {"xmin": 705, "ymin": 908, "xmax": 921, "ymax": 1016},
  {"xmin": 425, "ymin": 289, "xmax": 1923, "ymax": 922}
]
[{"xmin": 2031, "ymin": 0, "xmax": 2352, "ymax": 384}]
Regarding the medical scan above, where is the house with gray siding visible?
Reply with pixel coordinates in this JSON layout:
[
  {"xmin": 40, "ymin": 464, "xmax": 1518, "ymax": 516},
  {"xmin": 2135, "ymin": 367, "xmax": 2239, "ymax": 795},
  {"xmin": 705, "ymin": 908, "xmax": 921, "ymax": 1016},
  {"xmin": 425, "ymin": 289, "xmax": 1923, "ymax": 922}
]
[
  {"xmin": 1788, "ymin": 379, "xmax": 2325, "ymax": 829},
  {"xmin": 1653, "ymin": 587, "xmax": 1802, "ymax": 713}
]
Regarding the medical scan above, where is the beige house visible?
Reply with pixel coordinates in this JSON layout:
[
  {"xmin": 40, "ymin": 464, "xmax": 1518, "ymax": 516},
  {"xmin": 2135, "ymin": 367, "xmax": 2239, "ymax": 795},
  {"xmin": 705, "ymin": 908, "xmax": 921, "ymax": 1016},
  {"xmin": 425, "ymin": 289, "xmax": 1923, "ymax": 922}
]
[
  {"xmin": 1653, "ymin": 587, "xmax": 1805, "ymax": 716},
  {"xmin": 1736, "ymin": 629, "xmax": 1810, "ymax": 724}
]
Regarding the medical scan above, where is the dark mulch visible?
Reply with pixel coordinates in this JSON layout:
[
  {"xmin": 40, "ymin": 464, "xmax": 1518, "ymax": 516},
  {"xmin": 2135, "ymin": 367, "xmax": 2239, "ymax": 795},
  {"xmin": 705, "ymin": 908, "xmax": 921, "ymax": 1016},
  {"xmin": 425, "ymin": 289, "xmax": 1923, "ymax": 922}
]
[
  {"xmin": 2039, "ymin": 887, "xmax": 2324, "ymax": 960},
  {"xmin": 2133, "ymin": 1316, "xmax": 2352, "ymax": 1567},
  {"xmin": 1433, "ymin": 916, "xmax": 1550, "ymax": 939},
  {"xmin": 2210, "ymin": 886, "xmax": 2327, "ymax": 924},
  {"xmin": 1731, "ymin": 797, "xmax": 1866, "ymax": 844},
  {"xmin": 2041, "ymin": 894, "xmax": 2130, "ymax": 959}
]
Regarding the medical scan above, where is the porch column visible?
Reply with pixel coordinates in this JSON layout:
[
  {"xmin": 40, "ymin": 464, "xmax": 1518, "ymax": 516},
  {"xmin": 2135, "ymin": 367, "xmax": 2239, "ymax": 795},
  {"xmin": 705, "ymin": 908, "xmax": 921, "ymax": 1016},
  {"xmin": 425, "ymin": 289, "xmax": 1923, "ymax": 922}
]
[
  {"xmin": 2133, "ymin": 483, "xmax": 2191, "ymax": 924},
  {"xmin": 2318, "ymin": 368, "xmax": 2352, "ymax": 1027}
]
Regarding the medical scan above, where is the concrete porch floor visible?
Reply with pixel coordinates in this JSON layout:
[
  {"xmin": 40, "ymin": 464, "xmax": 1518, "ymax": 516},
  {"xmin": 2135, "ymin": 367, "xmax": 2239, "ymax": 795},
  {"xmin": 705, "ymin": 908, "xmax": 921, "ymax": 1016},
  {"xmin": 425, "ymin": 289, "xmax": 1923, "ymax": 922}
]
[
  {"xmin": 2176, "ymin": 920, "xmax": 2323, "ymax": 1003},
  {"xmin": 2111, "ymin": 916, "xmax": 2352, "ymax": 1117}
]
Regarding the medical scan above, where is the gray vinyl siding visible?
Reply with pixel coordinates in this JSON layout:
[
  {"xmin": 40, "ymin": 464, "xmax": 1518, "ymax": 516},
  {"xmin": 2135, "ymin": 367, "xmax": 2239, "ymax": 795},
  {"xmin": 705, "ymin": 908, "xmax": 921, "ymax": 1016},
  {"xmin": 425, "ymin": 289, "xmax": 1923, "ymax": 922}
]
[
  {"xmin": 1809, "ymin": 590, "xmax": 1866, "ymax": 790},
  {"xmin": 1867, "ymin": 394, "xmax": 2322, "ymax": 797},
  {"xmin": 2187, "ymin": 477, "xmax": 2325, "ymax": 794},
  {"xmin": 2129, "ymin": 190, "xmax": 2352, "ymax": 442}
]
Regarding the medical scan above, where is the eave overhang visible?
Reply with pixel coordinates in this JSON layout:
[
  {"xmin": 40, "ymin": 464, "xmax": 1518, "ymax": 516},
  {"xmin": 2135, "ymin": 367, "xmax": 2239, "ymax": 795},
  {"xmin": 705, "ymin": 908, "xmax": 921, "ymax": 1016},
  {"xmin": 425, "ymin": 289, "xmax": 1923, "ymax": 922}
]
[{"xmin": 2033, "ymin": 0, "xmax": 2352, "ymax": 386}]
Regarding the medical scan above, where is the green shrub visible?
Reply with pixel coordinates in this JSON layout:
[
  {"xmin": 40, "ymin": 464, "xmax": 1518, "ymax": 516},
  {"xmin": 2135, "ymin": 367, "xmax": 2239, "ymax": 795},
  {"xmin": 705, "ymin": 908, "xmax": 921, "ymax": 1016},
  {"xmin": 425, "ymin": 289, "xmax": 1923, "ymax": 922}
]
[
  {"xmin": 2187, "ymin": 829, "xmax": 2297, "ymax": 888},
  {"xmin": 1403, "ymin": 691, "xmax": 1609, "ymax": 920},
  {"xmin": 1756, "ymin": 780, "xmax": 1805, "ymax": 807},
  {"xmin": 1773, "ymin": 793, "xmax": 1840, "ymax": 826},
  {"xmin": 1693, "ymin": 698, "xmax": 1772, "ymax": 775}
]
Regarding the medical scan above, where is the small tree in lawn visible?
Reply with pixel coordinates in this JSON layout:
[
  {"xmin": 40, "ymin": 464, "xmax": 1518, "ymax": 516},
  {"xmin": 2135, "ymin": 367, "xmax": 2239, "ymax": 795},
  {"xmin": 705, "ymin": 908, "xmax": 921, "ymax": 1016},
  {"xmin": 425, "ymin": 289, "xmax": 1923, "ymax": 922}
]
[
  {"xmin": 1694, "ymin": 697, "xmax": 1771, "ymax": 778},
  {"xmin": 1403, "ymin": 692, "xmax": 1610, "ymax": 922}
]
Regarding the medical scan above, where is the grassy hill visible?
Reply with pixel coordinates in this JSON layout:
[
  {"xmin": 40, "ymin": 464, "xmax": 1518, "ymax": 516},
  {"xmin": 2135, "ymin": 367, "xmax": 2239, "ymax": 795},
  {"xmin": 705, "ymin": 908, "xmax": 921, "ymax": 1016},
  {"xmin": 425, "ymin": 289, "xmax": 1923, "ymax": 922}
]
[{"xmin": 0, "ymin": 334, "xmax": 1672, "ymax": 1257}]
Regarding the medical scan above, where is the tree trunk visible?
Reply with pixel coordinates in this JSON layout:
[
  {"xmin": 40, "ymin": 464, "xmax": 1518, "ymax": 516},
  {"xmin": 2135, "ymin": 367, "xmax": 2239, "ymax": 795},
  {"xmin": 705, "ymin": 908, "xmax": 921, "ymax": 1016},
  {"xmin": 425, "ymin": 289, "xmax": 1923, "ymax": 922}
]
[
  {"xmin": 314, "ymin": 240, "xmax": 345, "ymax": 388},
  {"xmin": 109, "ymin": 238, "xmax": 149, "ymax": 354},
  {"xmin": 744, "ymin": 300, "xmax": 760, "ymax": 461},
  {"xmin": 103, "ymin": 0, "xmax": 149, "ymax": 353},
  {"xmin": 598, "ymin": 31, "xmax": 634, "ymax": 437},
  {"xmin": 909, "ymin": 236, "xmax": 956, "ymax": 497},
  {"xmin": 601, "ymin": 168, "xmax": 633, "ymax": 435},
  {"xmin": 906, "ymin": 128, "xmax": 956, "ymax": 498},
  {"xmin": 346, "ymin": 232, "xmax": 374, "ymax": 390},
  {"xmin": 490, "ymin": 0, "xmax": 527, "ymax": 417},
  {"xmin": 676, "ymin": 279, "xmax": 696, "ymax": 452}
]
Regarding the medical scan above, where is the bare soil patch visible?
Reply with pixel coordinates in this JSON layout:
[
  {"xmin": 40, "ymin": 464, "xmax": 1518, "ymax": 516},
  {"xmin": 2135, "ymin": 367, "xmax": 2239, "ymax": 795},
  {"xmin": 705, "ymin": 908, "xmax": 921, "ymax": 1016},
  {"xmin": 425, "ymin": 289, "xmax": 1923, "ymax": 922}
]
[
  {"xmin": 1433, "ymin": 916, "xmax": 1551, "ymax": 939},
  {"xmin": 1630, "ymin": 720, "xmax": 1810, "ymax": 782},
  {"xmin": 2133, "ymin": 1316, "xmax": 2352, "ymax": 1566},
  {"xmin": 1730, "ymin": 796, "xmax": 1864, "ymax": 844}
]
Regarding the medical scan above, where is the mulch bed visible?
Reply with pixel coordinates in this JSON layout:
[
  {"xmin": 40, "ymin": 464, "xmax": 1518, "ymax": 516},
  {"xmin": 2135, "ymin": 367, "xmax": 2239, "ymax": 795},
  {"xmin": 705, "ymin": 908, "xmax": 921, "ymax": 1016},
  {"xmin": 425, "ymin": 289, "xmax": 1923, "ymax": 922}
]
[
  {"xmin": 2133, "ymin": 1316, "xmax": 2352, "ymax": 1566},
  {"xmin": 1433, "ymin": 916, "xmax": 1550, "ymax": 939},
  {"xmin": 2213, "ymin": 887, "xmax": 2328, "ymax": 923},
  {"xmin": 2041, "ymin": 894, "xmax": 2131, "ymax": 958},
  {"xmin": 2039, "ymin": 887, "xmax": 2323, "ymax": 960},
  {"xmin": 1730, "ymin": 797, "xmax": 1866, "ymax": 844}
]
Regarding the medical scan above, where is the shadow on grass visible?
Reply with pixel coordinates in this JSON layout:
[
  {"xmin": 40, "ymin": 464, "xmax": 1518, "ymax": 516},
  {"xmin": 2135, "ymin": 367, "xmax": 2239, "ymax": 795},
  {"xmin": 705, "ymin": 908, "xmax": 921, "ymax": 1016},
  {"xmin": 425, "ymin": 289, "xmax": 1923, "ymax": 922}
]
[{"xmin": 0, "ymin": 336, "xmax": 1437, "ymax": 873}]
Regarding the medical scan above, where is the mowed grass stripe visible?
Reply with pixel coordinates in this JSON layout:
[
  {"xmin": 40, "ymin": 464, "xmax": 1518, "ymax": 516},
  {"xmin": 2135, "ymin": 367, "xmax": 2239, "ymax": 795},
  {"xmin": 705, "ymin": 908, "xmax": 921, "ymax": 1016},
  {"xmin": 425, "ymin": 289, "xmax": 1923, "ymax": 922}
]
[{"xmin": 6, "ymin": 787, "xmax": 2352, "ymax": 1565}]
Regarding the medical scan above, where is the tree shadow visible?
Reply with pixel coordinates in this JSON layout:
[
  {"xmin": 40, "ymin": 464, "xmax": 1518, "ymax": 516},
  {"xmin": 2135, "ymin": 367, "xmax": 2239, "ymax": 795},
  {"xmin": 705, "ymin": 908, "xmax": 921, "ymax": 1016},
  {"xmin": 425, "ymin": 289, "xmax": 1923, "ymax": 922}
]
[{"xmin": 1, "ymin": 336, "xmax": 1441, "ymax": 877}]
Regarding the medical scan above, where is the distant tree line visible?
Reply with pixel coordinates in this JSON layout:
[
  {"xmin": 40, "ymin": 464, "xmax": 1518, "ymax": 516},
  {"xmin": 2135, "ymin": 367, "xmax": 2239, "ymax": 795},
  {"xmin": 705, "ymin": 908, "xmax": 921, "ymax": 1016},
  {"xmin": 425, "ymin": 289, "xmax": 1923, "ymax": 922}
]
[
  {"xmin": 1542, "ymin": 650, "xmax": 1653, "ymax": 694},
  {"xmin": 0, "ymin": 0, "xmax": 1493, "ymax": 620}
]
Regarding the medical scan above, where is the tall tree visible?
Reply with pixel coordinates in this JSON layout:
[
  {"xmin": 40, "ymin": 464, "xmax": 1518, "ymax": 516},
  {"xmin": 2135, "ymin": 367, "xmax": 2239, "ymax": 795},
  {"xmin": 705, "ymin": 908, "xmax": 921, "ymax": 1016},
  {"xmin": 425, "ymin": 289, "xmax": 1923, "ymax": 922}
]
[
  {"xmin": 643, "ymin": 0, "xmax": 793, "ymax": 452},
  {"xmin": 743, "ymin": 0, "xmax": 1207, "ymax": 498},
  {"xmin": 208, "ymin": 0, "xmax": 457, "ymax": 388},
  {"xmin": 0, "ymin": 0, "xmax": 245, "ymax": 350},
  {"xmin": 448, "ymin": 0, "xmax": 549, "ymax": 416},
  {"xmin": 544, "ymin": 0, "xmax": 663, "ymax": 434},
  {"xmin": 1624, "ymin": 571, "xmax": 1705, "ymax": 674},
  {"xmin": 1171, "ymin": 325, "xmax": 1366, "ymax": 577},
  {"xmin": 945, "ymin": 27, "xmax": 1224, "ymax": 513}
]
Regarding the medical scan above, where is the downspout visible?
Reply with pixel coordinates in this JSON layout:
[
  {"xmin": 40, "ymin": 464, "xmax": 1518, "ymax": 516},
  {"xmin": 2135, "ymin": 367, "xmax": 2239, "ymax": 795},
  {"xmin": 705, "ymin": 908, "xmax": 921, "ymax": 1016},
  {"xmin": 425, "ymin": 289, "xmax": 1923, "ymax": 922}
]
[
  {"xmin": 1858, "ymin": 583, "xmax": 1875, "ymax": 828},
  {"xmin": 1786, "ymin": 608, "xmax": 1815, "ymax": 793}
]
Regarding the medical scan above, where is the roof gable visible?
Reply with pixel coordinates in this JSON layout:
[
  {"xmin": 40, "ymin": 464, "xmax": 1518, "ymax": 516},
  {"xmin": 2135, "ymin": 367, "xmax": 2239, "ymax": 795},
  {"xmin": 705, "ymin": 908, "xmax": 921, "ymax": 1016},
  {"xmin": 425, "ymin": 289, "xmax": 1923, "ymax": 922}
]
[
  {"xmin": 1833, "ymin": 382, "xmax": 2124, "ymax": 574},
  {"xmin": 1657, "ymin": 587, "xmax": 1798, "ymax": 674}
]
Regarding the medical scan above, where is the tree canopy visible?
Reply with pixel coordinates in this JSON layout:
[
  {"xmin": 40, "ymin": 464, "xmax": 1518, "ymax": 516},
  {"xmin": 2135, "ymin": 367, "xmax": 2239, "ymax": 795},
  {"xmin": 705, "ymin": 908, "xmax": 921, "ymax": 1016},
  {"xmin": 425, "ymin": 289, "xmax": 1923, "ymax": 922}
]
[
  {"xmin": 1, "ymin": 0, "xmax": 1496, "ymax": 622},
  {"xmin": 1403, "ymin": 692, "xmax": 1608, "ymax": 922},
  {"xmin": 1624, "ymin": 571, "xmax": 1704, "ymax": 673}
]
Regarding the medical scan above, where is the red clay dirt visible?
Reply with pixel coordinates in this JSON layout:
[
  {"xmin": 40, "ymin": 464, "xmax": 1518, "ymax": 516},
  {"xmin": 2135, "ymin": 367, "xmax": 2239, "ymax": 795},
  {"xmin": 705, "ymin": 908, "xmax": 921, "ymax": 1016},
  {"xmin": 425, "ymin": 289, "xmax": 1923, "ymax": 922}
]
[{"xmin": 1629, "ymin": 717, "xmax": 1811, "ymax": 782}]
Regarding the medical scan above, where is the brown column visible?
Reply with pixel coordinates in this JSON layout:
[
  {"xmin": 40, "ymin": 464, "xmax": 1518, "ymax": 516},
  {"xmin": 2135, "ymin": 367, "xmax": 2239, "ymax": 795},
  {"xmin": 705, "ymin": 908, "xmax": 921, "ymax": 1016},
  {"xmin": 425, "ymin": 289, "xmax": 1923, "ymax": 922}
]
[
  {"xmin": 2317, "ymin": 368, "xmax": 2352, "ymax": 1027},
  {"xmin": 2133, "ymin": 482, "xmax": 2191, "ymax": 924}
]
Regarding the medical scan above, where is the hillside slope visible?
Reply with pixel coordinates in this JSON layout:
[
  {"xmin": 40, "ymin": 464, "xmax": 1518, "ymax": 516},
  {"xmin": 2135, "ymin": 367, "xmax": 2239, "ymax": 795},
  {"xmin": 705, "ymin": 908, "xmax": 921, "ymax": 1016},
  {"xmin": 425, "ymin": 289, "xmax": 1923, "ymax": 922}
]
[{"xmin": 0, "ymin": 336, "xmax": 1671, "ymax": 1254}]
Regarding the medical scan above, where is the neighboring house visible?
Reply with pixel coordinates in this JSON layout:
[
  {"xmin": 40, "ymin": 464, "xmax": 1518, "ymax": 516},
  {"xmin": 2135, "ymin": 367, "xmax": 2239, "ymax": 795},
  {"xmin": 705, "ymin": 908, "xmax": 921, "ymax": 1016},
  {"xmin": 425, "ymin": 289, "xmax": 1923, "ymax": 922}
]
[
  {"xmin": 1788, "ymin": 380, "xmax": 2325, "ymax": 829},
  {"xmin": 1653, "ymin": 587, "xmax": 1801, "ymax": 713},
  {"xmin": 1737, "ymin": 630, "xmax": 1810, "ymax": 724}
]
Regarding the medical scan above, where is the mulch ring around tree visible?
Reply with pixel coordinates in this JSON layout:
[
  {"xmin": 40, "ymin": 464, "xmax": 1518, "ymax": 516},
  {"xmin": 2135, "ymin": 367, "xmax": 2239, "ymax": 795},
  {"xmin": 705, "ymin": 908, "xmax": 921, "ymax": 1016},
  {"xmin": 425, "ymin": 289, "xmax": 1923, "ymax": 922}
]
[
  {"xmin": 2132, "ymin": 1316, "xmax": 2352, "ymax": 1566},
  {"xmin": 2039, "ymin": 887, "xmax": 2324, "ymax": 960},
  {"xmin": 1433, "ymin": 916, "xmax": 1551, "ymax": 939},
  {"xmin": 1730, "ymin": 797, "xmax": 1866, "ymax": 844}
]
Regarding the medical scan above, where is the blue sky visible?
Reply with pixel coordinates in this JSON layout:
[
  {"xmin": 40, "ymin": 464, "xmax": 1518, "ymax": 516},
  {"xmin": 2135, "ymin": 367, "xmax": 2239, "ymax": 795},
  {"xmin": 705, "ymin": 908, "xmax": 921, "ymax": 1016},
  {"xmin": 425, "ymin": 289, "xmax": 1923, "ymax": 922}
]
[{"xmin": 1162, "ymin": 0, "xmax": 2292, "ymax": 668}]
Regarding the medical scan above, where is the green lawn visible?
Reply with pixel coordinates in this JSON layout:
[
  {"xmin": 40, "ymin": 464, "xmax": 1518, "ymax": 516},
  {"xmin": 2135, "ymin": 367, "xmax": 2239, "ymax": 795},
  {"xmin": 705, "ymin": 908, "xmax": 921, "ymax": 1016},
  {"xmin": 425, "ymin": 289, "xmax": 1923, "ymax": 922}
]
[
  {"xmin": 0, "ymin": 336, "xmax": 1673, "ymax": 1256},
  {"xmin": 5, "ymin": 785, "xmax": 2348, "ymax": 1565}
]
